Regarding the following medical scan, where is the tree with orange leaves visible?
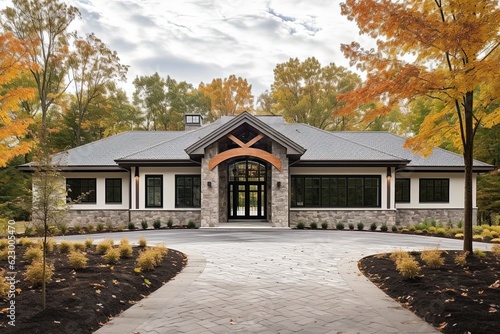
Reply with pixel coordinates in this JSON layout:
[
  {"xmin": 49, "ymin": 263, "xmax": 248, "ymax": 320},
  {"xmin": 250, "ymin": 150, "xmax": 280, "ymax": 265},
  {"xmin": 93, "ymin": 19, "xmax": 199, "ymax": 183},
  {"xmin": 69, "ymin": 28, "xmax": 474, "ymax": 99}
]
[
  {"xmin": 0, "ymin": 32, "xmax": 34, "ymax": 167},
  {"xmin": 199, "ymin": 75, "xmax": 254, "ymax": 121},
  {"xmin": 339, "ymin": 0, "xmax": 500, "ymax": 252}
]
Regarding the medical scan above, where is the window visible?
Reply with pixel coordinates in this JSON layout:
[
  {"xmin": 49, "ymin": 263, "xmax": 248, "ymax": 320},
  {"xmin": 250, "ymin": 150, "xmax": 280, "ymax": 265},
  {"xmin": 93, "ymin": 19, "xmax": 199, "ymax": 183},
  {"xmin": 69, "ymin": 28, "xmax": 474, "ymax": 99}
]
[
  {"xmin": 146, "ymin": 175, "xmax": 163, "ymax": 208},
  {"xmin": 185, "ymin": 115, "xmax": 200, "ymax": 124},
  {"xmin": 176, "ymin": 175, "xmax": 201, "ymax": 208},
  {"xmin": 291, "ymin": 176, "xmax": 380, "ymax": 208},
  {"xmin": 66, "ymin": 179, "xmax": 96, "ymax": 203},
  {"xmin": 105, "ymin": 178, "xmax": 122, "ymax": 203},
  {"xmin": 395, "ymin": 178, "xmax": 410, "ymax": 203},
  {"xmin": 419, "ymin": 179, "xmax": 449, "ymax": 203}
]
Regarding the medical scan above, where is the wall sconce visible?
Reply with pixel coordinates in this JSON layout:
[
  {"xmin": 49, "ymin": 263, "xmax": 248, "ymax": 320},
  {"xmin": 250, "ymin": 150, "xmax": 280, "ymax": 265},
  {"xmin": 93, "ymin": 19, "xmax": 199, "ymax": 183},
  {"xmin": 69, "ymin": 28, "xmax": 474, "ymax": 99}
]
[
  {"xmin": 277, "ymin": 181, "xmax": 281, "ymax": 188},
  {"xmin": 207, "ymin": 181, "xmax": 212, "ymax": 188}
]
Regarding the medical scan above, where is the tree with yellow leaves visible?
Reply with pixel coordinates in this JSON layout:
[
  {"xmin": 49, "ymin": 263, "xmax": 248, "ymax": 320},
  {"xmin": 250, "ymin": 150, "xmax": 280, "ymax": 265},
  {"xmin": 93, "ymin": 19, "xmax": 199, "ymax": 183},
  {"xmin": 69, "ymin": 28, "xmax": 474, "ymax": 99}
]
[
  {"xmin": 339, "ymin": 0, "xmax": 500, "ymax": 252},
  {"xmin": 199, "ymin": 75, "xmax": 254, "ymax": 121},
  {"xmin": 0, "ymin": 32, "xmax": 34, "ymax": 167}
]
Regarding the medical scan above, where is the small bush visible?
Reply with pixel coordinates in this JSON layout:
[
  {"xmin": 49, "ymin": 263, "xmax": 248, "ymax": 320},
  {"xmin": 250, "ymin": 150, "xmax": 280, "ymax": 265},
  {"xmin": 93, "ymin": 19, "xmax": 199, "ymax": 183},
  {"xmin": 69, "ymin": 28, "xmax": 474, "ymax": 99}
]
[
  {"xmin": 152, "ymin": 243, "xmax": 168, "ymax": 264},
  {"xmin": 457, "ymin": 220, "xmax": 463, "ymax": 228},
  {"xmin": 138, "ymin": 237, "xmax": 147, "ymax": 248},
  {"xmin": 67, "ymin": 251, "xmax": 88, "ymax": 269},
  {"xmin": 408, "ymin": 225, "xmax": 416, "ymax": 232},
  {"xmin": 24, "ymin": 226, "xmax": 34, "ymax": 236},
  {"xmin": 321, "ymin": 222, "xmax": 328, "ymax": 230},
  {"xmin": 96, "ymin": 239, "xmax": 114, "ymax": 255},
  {"xmin": 136, "ymin": 249, "xmax": 157, "ymax": 271},
  {"xmin": 454, "ymin": 251, "xmax": 469, "ymax": 266},
  {"xmin": 167, "ymin": 218, "xmax": 173, "ymax": 229},
  {"xmin": 73, "ymin": 242, "xmax": 86, "ymax": 252},
  {"xmin": 336, "ymin": 222, "xmax": 345, "ymax": 230},
  {"xmin": 391, "ymin": 225, "xmax": 398, "ymax": 232},
  {"xmin": 86, "ymin": 223, "xmax": 95, "ymax": 233},
  {"xmin": 84, "ymin": 238, "xmax": 94, "ymax": 249},
  {"xmin": 473, "ymin": 249, "xmax": 486, "ymax": 257},
  {"xmin": 24, "ymin": 260, "xmax": 54, "ymax": 286},
  {"xmin": 296, "ymin": 222, "xmax": 305, "ymax": 229},
  {"xmin": 472, "ymin": 226, "xmax": 483, "ymax": 235},
  {"xmin": 435, "ymin": 228, "xmax": 446, "ymax": 236},
  {"xmin": 128, "ymin": 222, "xmax": 136, "ymax": 230},
  {"xmin": 472, "ymin": 235, "xmax": 483, "ymax": 241},
  {"xmin": 0, "ymin": 238, "xmax": 8, "ymax": 250},
  {"xmin": 23, "ymin": 246, "xmax": 43, "ymax": 263},
  {"xmin": 420, "ymin": 248, "xmax": 444, "ymax": 269},
  {"xmin": 105, "ymin": 221, "xmax": 114, "ymax": 231},
  {"xmin": 18, "ymin": 237, "xmax": 36, "ymax": 247},
  {"xmin": 491, "ymin": 238, "xmax": 500, "ymax": 244},
  {"xmin": 454, "ymin": 233, "xmax": 464, "ymax": 239},
  {"xmin": 396, "ymin": 256, "xmax": 421, "ymax": 279},
  {"xmin": 43, "ymin": 239, "xmax": 56, "ymax": 252},
  {"xmin": 370, "ymin": 223, "xmax": 377, "ymax": 231},
  {"xmin": 73, "ymin": 224, "xmax": 82, "ymax": 234},
  {"xmin": 0, "ymin": 276, "xmax": 9, "ymax": 297},
  {"xmin": 96, "ymin": 223, "xmax": 105, "ymax": 232},
  {"xmin": 153, "ymin": 219, "xmax": 162, "ymax": 229},
  {"xmin": 390, "ymin": 249, "xmax": 411, "ymax": 263},
  {"xmin": 380, "ymin": 224, "xmax": 388, "ymax": 232},
  {"xmin": 141, "ymin": 220, "xmax": 148, "ymax": 230},
  {"xmin": 0, "ymin": 249, "xmax": 7, "ymax": 260},
  {"xmin": 357, "ymin": 222, "xmax": 364, "ymax": 231},
  {"xmin": 492, "ymin": 244, "xmax": 500, "ymax": 257},
  {"xmin": 348, "ymin": 223, "xmax": 355, "ymax": 230},
  {"xmin": 102, "ymin": 248, "xmax": 120, "ymax": 264},
  {"xmin": 119, "ymin": 238, "xmax": 133, "ymax": 258},
  {"xmin": 58, "ymin": 241, "xmax": 74, "ymax": 253},
  {"xmin": 56, "ymin": 222, "xmax": 68, "ymax": 235},
  {"xmin": 310, "ymin": 222, "xmax": 318, "ymax": 230},
  {"xmin": 187, "ymin": 220, "xmax": 196, "ymax": 229}
]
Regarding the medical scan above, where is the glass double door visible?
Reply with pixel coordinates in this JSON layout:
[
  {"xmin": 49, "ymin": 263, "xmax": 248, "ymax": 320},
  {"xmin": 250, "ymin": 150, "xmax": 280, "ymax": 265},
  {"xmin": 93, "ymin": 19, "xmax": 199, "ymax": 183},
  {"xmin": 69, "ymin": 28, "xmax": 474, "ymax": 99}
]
[{"xmin": 229, "ymin": 182, "xmax": 266, "ymax": 219}]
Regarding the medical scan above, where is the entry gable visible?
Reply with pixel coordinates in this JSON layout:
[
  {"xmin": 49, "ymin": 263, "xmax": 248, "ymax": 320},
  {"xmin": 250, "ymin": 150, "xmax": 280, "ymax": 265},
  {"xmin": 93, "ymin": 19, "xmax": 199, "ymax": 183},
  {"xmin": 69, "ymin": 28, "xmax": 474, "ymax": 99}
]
[{"xmin": 185, "ymin": 112, "xmax": 306, "ymax": 160}]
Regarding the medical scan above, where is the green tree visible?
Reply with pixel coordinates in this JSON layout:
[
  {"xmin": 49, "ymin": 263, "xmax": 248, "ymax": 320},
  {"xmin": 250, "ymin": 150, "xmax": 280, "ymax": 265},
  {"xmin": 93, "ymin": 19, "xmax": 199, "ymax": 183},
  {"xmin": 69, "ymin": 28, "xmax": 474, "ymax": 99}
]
[{"xmin": 340, "ymin": 0, "xmax": 500, "ymax": 252}]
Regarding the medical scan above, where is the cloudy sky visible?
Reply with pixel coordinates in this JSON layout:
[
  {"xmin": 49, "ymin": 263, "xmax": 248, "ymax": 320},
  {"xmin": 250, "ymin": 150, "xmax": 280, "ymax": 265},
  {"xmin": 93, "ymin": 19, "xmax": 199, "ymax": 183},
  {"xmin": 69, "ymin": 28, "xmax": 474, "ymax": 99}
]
[{"xmin": 2, "ymin": 0, "xmax": 374, "ymax": 99}]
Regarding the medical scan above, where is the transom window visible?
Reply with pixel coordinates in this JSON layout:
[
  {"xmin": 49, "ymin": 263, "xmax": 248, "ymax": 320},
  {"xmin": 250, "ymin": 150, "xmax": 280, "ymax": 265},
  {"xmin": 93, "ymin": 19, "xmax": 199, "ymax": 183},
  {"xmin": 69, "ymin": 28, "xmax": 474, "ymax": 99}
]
[
  {"xmin": 229, "ymin": 160, "xmax": 266, "ymax": 182},
  {"xmin": 395, "ymin": 178, "xmax": 410, "ymax": 203},
  {"xmin": 419, "ymin": 178, "xmax": 449, "ymax": 203},
  {"xmin": 66, "ymin": 178, "xmax": 96, "ymax": 203},
  {"xmin": 176, "ymin": 175, "xmax": 201, "ymax": 208},
  {"xmin": 105, "ymin": 178, "xmax": 122, "ymax": 203},
  {"xmin": 291, "ymin": 176, "xmax": 380, "ymax": 208},
  {"xmin": 146, "ymin": 175, "xmax": 163, "ymax": 208}
]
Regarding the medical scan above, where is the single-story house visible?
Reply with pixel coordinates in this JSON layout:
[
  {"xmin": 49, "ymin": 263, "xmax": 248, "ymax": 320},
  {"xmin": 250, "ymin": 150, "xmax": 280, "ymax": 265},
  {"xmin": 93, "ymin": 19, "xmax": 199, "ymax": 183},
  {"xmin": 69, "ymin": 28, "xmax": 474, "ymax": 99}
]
[{"xmin": 20, "ymin": 112, "xmax": 494, "ymax": 228}]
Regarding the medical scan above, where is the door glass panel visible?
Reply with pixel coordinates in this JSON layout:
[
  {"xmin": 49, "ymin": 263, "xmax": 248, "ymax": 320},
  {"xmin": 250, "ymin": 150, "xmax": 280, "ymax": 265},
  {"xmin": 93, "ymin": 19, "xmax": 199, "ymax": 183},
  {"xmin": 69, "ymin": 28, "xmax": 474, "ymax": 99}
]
[
  {"xmin": 229, "ymin": 184, "xmax": 233, "ymax": 216},
  {"xmin": 248, "ymin": 184, "xmax": 258, "ymax": 216},
  {"xmin": 237, "ymin": 185, "xmax": 245, "ymax": 216}
]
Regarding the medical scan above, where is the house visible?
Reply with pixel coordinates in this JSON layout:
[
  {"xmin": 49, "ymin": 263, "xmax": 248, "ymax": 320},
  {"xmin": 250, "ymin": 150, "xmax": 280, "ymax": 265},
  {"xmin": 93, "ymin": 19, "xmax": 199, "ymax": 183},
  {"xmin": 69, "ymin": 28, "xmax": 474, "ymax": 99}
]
[{"xmin": 20, "ymin": 112, "xmax": 494, "ymax": 228}]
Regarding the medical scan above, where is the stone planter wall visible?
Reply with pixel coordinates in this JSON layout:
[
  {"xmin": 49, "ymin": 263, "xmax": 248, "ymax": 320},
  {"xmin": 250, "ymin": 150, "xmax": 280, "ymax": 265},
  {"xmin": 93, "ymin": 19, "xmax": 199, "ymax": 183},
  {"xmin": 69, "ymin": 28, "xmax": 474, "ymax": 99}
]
[
  {"xmin": 290, "ymin": 209, "xmax": 397, "ymax": 229},
  {"xmin": 64, "ymin": 210, "xmax": 129, "ymax": 228},
  {"xmin": 396, "ymin": 208, "xmax": 476, "ymax": 226},
  {"xmin": 130, "ymin": 210, "xmax": 201, "ymax": 228}
]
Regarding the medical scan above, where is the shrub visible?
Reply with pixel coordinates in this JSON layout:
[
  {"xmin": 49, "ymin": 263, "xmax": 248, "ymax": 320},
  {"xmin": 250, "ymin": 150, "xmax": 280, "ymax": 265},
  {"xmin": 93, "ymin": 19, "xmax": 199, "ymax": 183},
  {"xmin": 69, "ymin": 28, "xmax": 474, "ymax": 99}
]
[
  {"xmin": 321, "ymin": 222, "xmax": 328, "ymax": 230},
  {"xmin": 457, "ymin": 220, "xmax": 463, "ymax": 228},
  {"xmin": 136, "ymin": 249, "xmax": 157, "ymax": 271},
  {"xmin": 96, "ymin": 239, "xmax": 114, "ymax": 255},
  {"xmin": 0, "ymin": 249, "xmax": 7, "ymax": 260},
  {"xmin": 96, "ymin": 223, "xmax": 105, "ymax": 232},
  {"xmin": 408, "ymin": 225, "xmax": 416, "ymax": 232},
  {"xmin": 141, "ymin": 220, "xmax": 148, "ymax": 230},
  {"xmin": 67, "ymin": 251, "xmax": 88, "ymax": 269},
  {"xmin": 84, "ymin": 238, "xmax": 94, "ymax": 249},
  {"xmin": 390, "ymin": 249, "xmax": 411, "ymax": 263},
  {"xmin": 357, "ymin": 222, "xmax": 364, "ymax": 231},
  {"xmin": 370, "ymin": 223, "xmax": 377, "ymax": 231},
  {"xmin": 396, "ymin": 256, "xmax": 421, "ymax": 279},
  {"xmin": 481, "ymin": 229, "xmax": 492, "ymax": 239},
  {"xmin": 454, "ymin": 251, "xmax": 469, "ymax": 266},
  {"xmin": 24, "ymin": 260, "xmax": 54, "ymax": 285},
  {"xmin": 152, "ymin": 243, "xmax": 168, "ymax": 264},
  {"xmin": 420, "ymin": 248, "xmax": 444, "ymax": 269},
  {"xmin": 105, "ymin": 221, "xmax": 114, "ymax": 231},
  {"xmin": 472, "ymin": 226, "xmax": 483, "ymax": 235},
  {"xmin": 153, "ymin": 219, "xmax": 162, "ymax": 229},
  {"xmin": 473, "ymin": 249, "xmax": 486, "ymax": 257},
  {"xmin": 492, "ymin": 238, "xmax": 500, "ymax": 244},
  {"xmin": 73, "ymin": 242, "xmax": 86, "ymax": 252},
  {"xmin": 296, "ymin": 222, "xmax": 305, "ymax": 229},
  {"xmin": 336, "ymin": 222, "xmax": 345, "ymax": 230},
  {"xmin": 167, "ymin": 218, "xmax": 173, "ymax": 229},
  {"xmin": 0, "ymin": 276, "xmax": 9, "ymax": 297},
  {"xmin": 128, "ymin": 222, "xmax": 136, "ymax": 230},
  {"xmin": 24, "ymin": 226, "xmax": 34, "ymax": 236},
  {"xmin": 44, "ymin": 238, "xmax": 56, "ymax": 252},
  {"xmin": 56, "ymin": 222, "xmax": 68, "ymax": 235},
  {"xmin": 58, "ymin": 241, "xmax": 74, "ymax": 253},
  {"xmin": 428, "ymin": 226, "xmax": 437, "ymax": 233},
  {"xmin": 86, "ymin": 223, "xmax": 95, "ymax": 233},
  {"xmin": 18, "ymin": 237, "xmax": 36, "ymax": 247},
  {"xmin": 472, "ymin": 235, "xmax": 483, "ymax": 241},
  {"xmin": 102, "ymin": 248, "xmax": 120, "ymax": 264},
  {"xmin": 0, "ymin": 238, "xmax": 8, "ymax": 250},
  {"xmin": 119, "ymin": 238, "xmax": 133, "ymax": 258},
  {"xmin": 348, "ymin": 223, "xmax": 355, "ymax": 230},
  {"xmin": 391, "ymin": 225, "xmax": 398, "ymax": 232},
  {"xmin": 187, "ymin": 220, "xmax": 196, "ymax": 229},
  {"xmin": 73, "ymin": 224, "xmax": 82, "ymax": 234},
  {"xmin": 138, "ymin": 237, "xmax": 147, "ymax": 248},
  {"xmin": 492, "ymin": 244, "xmax": 500, "ymax": 257},
  {"xmin": 455, "ymin": 233, "xmax": 464, "ymax": 239},
  {"xmin": 435, "ymin": 228, "xmax": 446, "ymax": 236},
  {"xmin": 23, "ymin": 246, "xmax": 43, "ymax": 263},
  {"xmin": 310, "ymin": 222, "xmax": 318, "ymax": 230},
  {"xmin": 380, "ymin": 224, "xmax": 388, "ymax": 232}
]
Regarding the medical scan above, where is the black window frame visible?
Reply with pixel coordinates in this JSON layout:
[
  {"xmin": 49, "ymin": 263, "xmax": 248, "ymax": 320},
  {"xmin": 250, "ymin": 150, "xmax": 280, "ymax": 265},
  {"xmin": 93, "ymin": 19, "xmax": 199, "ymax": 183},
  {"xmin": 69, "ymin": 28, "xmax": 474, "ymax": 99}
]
[
  {"xmin": 105, "ymin": 178, "xmax": 122, "ymax": 204},
  {"xmin": 175, "ymin": 175, "xmax": 201, "ymax": 208},
  {"xmin": 419, "ymin": 178, "xmax": 449, "ymax": 203},
  {"xmin": 291, "ymin": 175, "xmax": 381, "ymax": 208},
  {"xmin": 185, "ymin": 115, "xmax": 201, "ymax": 125},
  {"xmin": 395, "ymin": 178, "xmax": 411, "ymax": 203},
  {"xmin": 66, "ymin": 178, "xmax": 96, "ymax": 203},
  {"xmin": 145, "ymin": 175, "xmax": 163, "ymax": 208}
]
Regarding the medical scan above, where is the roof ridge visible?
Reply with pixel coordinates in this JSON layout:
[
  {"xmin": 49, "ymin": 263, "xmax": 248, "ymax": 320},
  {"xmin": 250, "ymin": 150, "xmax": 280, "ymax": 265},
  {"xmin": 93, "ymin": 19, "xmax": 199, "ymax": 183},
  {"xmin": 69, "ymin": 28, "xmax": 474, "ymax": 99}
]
[{"xmin": 296, "ymin": 123, "xmax": 408, "ymax": 161}]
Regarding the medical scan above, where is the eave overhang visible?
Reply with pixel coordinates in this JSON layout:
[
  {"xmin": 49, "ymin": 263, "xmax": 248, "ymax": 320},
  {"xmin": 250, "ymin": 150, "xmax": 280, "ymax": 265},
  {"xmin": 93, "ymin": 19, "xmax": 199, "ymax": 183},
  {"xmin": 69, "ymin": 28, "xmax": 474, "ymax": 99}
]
[
  {"xmin": 397, "ymin": 165, "xmax": 496, "ymax": 173},
  {"xmin": 291, "ymin": 160, "xmax": 411, "ymax": 168}
]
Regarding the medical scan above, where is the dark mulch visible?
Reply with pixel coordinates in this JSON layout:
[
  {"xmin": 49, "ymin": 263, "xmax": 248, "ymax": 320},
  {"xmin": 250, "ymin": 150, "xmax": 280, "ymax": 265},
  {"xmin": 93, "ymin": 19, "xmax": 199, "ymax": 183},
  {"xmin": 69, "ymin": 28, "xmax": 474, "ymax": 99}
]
[
  {"xmin": 1, "ymin": 243, "xmax": 186, "ymax": 334},
  {"xmin": 359, "ymin": 250, "xmax": 500, "ymax": 333}
]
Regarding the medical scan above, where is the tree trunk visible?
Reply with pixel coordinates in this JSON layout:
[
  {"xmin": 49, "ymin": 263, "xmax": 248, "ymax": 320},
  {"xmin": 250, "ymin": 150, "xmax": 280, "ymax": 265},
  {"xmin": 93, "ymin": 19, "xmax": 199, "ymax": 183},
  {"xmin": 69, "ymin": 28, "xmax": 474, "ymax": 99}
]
[{"xmin": 463, "ymin": 91, "xmax": 474, "ymax": 253}]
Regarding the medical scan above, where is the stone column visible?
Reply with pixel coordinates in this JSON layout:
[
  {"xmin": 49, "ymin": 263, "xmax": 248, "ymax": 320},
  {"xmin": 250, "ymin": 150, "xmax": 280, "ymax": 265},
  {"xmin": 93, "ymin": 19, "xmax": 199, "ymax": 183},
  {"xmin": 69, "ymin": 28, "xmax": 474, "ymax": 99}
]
[
  {"xmin": 270, "ymin": 142, "xmax": 289, "ymax": 227},
  {"xmin": 201, "ymin": 143, "xmax": 219, "ymax": 227}
]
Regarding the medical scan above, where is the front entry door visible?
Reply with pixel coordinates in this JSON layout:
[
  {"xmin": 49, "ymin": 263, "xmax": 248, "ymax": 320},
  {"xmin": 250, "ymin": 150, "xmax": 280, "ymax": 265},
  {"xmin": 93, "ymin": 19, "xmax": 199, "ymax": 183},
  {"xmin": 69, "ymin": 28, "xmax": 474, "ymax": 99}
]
[{"xmin": 228, "ymin": 159, "xmax": 267, "ymax": 220}]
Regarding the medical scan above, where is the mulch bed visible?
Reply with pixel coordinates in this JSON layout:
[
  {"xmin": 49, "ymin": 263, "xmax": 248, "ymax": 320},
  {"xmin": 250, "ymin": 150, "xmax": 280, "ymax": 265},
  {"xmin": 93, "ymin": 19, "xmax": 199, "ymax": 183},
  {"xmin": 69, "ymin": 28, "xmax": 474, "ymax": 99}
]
[
  {"xmin": 1, "ymin": 243, "xmax": 186, "ymax": 334},
  {"xmin": 359, "ymin": 250, "xmax": 500, "ymax": 333}
]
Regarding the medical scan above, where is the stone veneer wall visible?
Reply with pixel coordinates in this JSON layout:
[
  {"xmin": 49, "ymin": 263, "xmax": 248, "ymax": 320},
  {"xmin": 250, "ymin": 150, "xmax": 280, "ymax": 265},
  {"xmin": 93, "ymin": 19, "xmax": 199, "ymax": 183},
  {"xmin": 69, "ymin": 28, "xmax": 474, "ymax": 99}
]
[
  {"xmin": 270, "ymin": 142, "xmax": 289, "ymax": 227},
  {"xmin": 218, "ymin": 162, "xmax": 228, "ymax": 223},
  {"xmin": 130, "ymin": 210, "xmax": 201, "ymax": 227},
  {"xmin": 289, "ymin": 210, "xmax": 397, "ymax": 228},
  {"xmin": 64, "ymin": 210, "xmax": 129, "ymax": 227},
  {"xmin": 201, "ymin": 143, "xmax": 219, "ymax": 227},
  {"xmin": 396, "ymin": 208, "xmax": 476, "ymax": 226}
]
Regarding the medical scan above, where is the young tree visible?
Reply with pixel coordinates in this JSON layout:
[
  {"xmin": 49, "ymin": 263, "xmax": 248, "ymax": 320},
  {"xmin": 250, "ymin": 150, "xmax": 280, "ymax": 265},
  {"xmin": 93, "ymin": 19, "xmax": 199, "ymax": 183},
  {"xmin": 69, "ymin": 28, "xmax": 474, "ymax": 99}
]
[
  {"xmin": 340, "ymin": 0, "xmax": 500, "ymax": 252},
  {"xmin": 199, "ymin": 75, "xmax": 254, "ymax": 121}
]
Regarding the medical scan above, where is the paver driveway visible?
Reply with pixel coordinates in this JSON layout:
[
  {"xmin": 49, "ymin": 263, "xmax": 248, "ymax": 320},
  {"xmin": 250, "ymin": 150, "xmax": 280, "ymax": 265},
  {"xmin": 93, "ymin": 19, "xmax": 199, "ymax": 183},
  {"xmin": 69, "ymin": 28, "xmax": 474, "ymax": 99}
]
[{"xmin": 63, "ymin": 229, "xmax": 489, "ymax": 334}]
